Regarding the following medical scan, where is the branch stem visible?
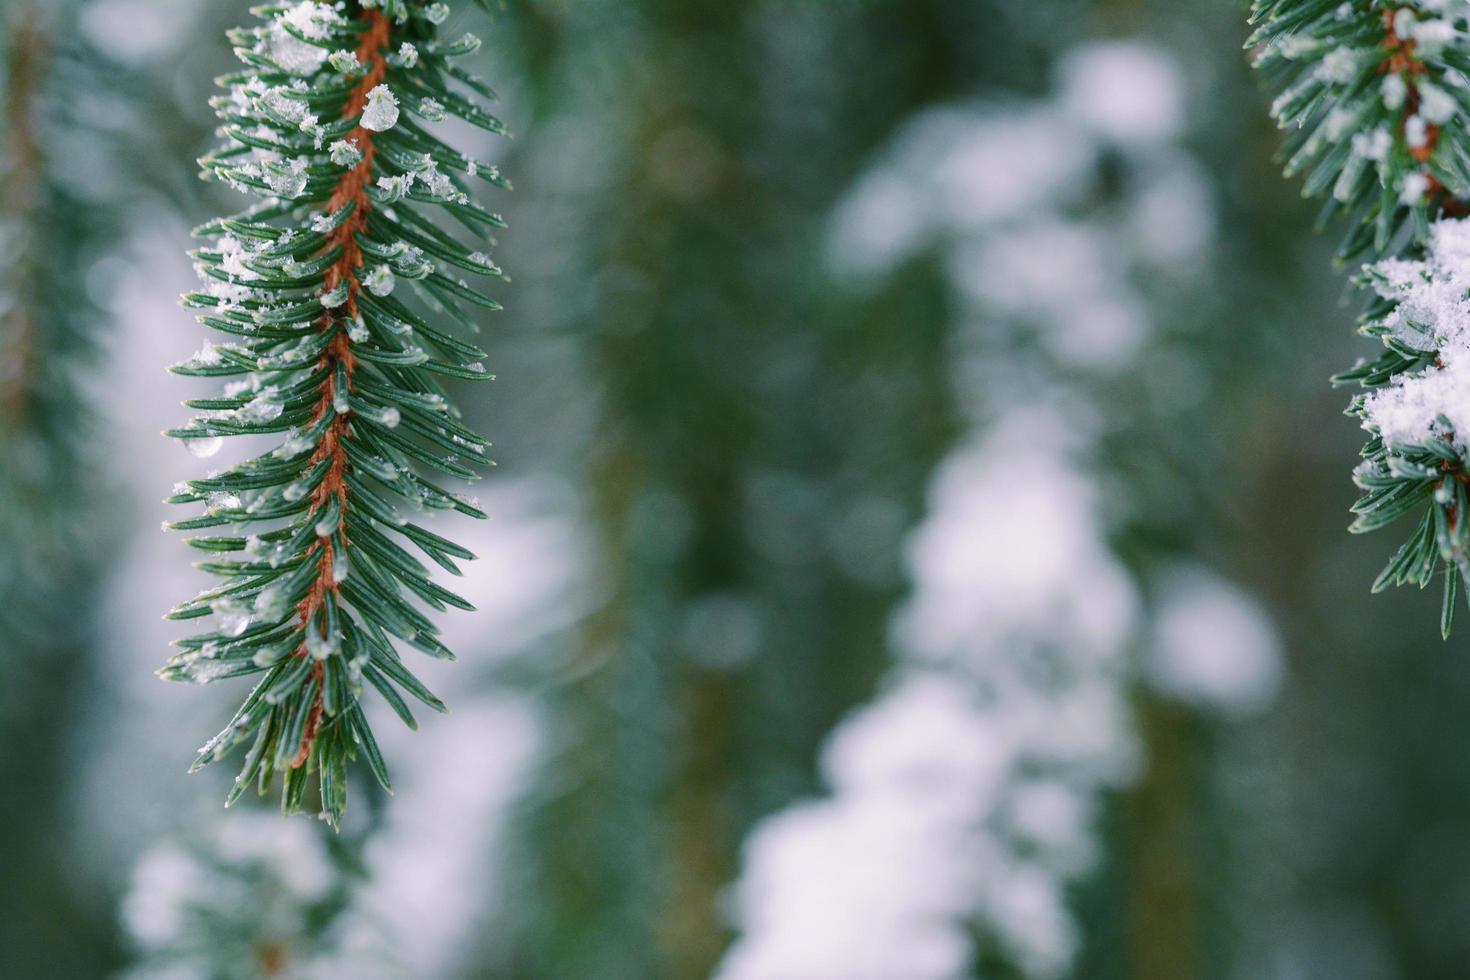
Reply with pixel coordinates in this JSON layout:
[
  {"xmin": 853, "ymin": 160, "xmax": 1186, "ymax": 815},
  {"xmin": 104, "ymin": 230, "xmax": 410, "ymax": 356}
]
[{"xmin": 291, "ymin": 9, "xmax": 392, "ymax": 769}]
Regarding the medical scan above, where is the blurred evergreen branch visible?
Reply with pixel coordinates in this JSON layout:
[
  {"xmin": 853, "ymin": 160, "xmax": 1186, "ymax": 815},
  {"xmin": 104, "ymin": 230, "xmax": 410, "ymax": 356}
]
[
  {"xmin": 0, "ymin": 4, "xmax": 107, "ymax": 661},
  {"xmin": 164, "ymin": 0, "xmax": 507, "ymax": 827},
  {"xmin": 116, "ymin": 813, "xmax": 375, "ymax": 980},
  {"xmin": 0, "ymin": 1, "xmax": 139, "ymax": 973}
]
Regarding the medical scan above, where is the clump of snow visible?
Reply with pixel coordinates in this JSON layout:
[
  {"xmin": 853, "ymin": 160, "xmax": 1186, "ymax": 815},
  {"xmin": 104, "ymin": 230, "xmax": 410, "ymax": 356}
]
[
  {"xmin": 119, "ymin": 813, "xmax": 341, "ymax": 970},
  {"xmin": 1383, "ymin": 72, "xmax": 1409, "ymax": 110},
  {"xmin": 391, "ymin": 42, "xmax": 419, "ymax": 68},
  {"xmin": 826, "ymin": 109, "xmax": 1094, "ymax": 279},
  {"xmin": 1418, "ymin": 81, "xmax": 1458, "ymax": 124},
  {"xmin": 361, "ymin": 85, "xmax": 400, "ymax": 132},
  {"xmin": 262, "ymin": 156, "xmax": 310, "ymax": 199},
  {"xmin": 376, "ymin": 173, "xmax": 414, "ymax": 202},
  {"xmin": 329, "ymin": 49, "xmax": 362, "ymax": 75},
  {"xmin": 320, "ymin": 281, "xmax": 349, "ymax": 308},
  {"xmin": 1361, "ymin": 218, "xmax": 1470, "ymax": 449},
  {"xmin": 1315, "ymin": 46, "xmax": 1361, "ymax": 85},
  {"xmin": 825, "ymin": 44, "xmax": 1211, "ymax": 377},
  {"xmin": 330, "ymin": 139, "xmax": 362, "ymax": 168},
  {"xmin": 1411, "ymin": 17, "xmax": 1459, "ymax": 56},
  {"xmin": 364, "ymin": 265, "xmax": 396, "ymax": 297},
  {"xmin": 120, "ymin": 846, "xmax": 211, "ymax": 946},
  {"xmin": 279, "ymin": 1, "xmax": 341, "ymax": 40},
  {"xmin": 238, "ymin": 388, "xmax": 283, "ymax": 423},
  {"xmin": 1352, "ymin": 128, "xmax": 1393, "ymax": 162},
  {"xmin": 1363, "ymin": 348, "xmax": 1470, "ymax": 448},
  {"xmin": 894, "ymin": 413, "xmax": 1138, "ymax": 667},
  {"xmin": 1145, "ymin": 565, "xmax": 1285, "ymax": 720},
  {"xmin": 1057, "ymin": 41, "xmax": 1185, "ymax": 145},
  {"xmin": 269, "ymin": 2, "xmax": 342, "ymax": 76},
  {"xmin": 210, "ymin": 596, "xmax": 252, "ymax": 638}
]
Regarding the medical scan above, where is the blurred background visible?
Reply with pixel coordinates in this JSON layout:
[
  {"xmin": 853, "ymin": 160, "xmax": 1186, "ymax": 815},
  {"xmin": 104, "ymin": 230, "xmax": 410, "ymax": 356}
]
[{"xmin": 1, "ymin": 0, "xmax": 1463, "ymax": 978}]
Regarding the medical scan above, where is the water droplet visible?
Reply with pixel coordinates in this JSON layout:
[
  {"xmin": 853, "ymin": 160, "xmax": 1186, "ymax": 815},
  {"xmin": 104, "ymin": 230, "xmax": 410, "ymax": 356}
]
[{"xmin": 186, "ymin": 436, "xmax": 224, "ymax": 458}]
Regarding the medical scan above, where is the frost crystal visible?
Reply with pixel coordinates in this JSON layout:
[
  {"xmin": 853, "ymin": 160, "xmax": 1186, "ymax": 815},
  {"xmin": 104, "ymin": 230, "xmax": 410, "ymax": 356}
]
[
  {"xmin": 328, "ymin": 49, "xmax": 361, "ymax": 75},
  {"xmin": 391, "ymin": 42, "xmax": 418, "ymax": 68},
  {"xmin": 364, "ymin": 264, "xmax": 397, "ymax": 296},
  {"xmin": 263, "ymin": 157, "xmax": 310, "ymax": 199},
  {"xmin": 305, "ymin": 630, "xmax": 339, "ymax": 660},
  {"xmin": 253, "ymin": 585, "xmax": 289, "ymax": 619},
  {"xmin": 376, "ymin": 173, "xmax": 413, "ymax": 202},
  {"xmin": 275, "ymin": 430, "xmax": 314, "ymax": 459},
  {"xmin": 212, "ymin": 598, "xmax": 253, "ymax": 638},
  {"xmin": 361, "ymin": 84, "xmax": 400, "ymax": 132},
  {"xmin": 329, "ymin": 138, "xmax": 362, "ymax": 167},
  {"xmin": 418, "ymin": 160, "xmax": 456, "ymax": 198},
  {"xmin": 240, "ymin": 390, "xmax": 284, "ymax": 422},
  {"xmin": 320, "ymin": 281, "xmax": 349, "ymax": 308}
]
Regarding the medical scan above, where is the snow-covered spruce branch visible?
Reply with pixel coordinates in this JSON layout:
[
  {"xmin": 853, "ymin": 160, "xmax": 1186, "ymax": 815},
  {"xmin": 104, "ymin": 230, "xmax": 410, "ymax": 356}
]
[
  {"xmin": 1252, "ymin": 1, "xmax": 1470, "ymax": 253},
  {"xmin": 1254, "ymin": 1, "xmax": 1470, "ymax": 633},
  {"xmin": 162, "ymin": 0, "xmax": 508, "ymax": 826}
]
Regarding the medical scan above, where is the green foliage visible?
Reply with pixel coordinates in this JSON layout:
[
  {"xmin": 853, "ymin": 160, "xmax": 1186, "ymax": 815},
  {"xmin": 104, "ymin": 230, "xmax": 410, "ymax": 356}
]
[
  {"xmin": 1253, "ymin": 0, "xmax": 1470, "ymax": 634},
  {"xmin": 164, "ymin": 0, "xmax": 506, "ymax": 826},
  {"xmin": 1251, "ymin": 0, "xmax": 1470, "ymax": 256}
]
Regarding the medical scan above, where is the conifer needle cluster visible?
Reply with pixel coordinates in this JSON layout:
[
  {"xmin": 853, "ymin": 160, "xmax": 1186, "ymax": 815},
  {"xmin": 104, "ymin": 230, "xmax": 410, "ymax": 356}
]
[
  {"xmin": 1253, "ymin": 0, "xmax": 1470, "ymax": 635},
  {"xmin": 164, "ymin": 0, "xmax": 507, "ymax": 825}
]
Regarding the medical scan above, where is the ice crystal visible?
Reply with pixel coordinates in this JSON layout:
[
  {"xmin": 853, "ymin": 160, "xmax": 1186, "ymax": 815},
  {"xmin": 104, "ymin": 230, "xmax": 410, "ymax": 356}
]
[{"xmin": 361, "ymin": 84, "xmax": 399, "ymax": 132}]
